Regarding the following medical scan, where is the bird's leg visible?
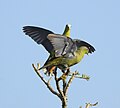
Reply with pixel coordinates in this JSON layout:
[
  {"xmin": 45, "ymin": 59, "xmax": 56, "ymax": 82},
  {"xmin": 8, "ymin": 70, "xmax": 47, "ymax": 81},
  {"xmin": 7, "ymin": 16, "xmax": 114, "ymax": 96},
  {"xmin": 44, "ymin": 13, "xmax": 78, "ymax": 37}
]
[
  {"xmin": 57, "ymin": 66, "xmax": 70, "ymax": 81},
  {"xmin": 65, "ymin": 68, "xmax": 70, "ymax": 76},
  {"xmin": 57, "ymin": 69, "xmax": 65, "ymax": 82},
  {"xmin": 60, "ymin": 68, "xmax": 70, "ymax": 81}
]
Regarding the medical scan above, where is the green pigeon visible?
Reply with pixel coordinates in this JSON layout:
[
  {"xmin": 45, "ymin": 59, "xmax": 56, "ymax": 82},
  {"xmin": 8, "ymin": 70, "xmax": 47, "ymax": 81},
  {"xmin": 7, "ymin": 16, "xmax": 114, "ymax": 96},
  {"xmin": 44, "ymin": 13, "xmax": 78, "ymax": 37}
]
[{"xmin": 23, "ymin": 25, "xmax": 95, "ymax": 75}]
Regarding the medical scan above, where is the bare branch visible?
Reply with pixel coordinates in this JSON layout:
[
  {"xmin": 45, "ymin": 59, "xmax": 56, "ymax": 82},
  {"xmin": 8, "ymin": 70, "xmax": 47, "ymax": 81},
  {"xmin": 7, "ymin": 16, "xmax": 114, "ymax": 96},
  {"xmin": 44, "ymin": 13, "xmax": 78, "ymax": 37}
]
[
  {"xmin": 64, "ymin": 71, "xmax": 77, "ymax": 96},
  {"xmin": 32, "ymin": 64, "xmax": 61, "ymax": 98},
  {"xmin": 32, "ymin": 63, "xmax": 97, "ymax": 108},
  {"xmin": 54, "ymin": 71, "xmax": 64, "ymax": 100},
  {"xmin": 62, "ymin": 79, "xmax": 67, "ymax": 95}
]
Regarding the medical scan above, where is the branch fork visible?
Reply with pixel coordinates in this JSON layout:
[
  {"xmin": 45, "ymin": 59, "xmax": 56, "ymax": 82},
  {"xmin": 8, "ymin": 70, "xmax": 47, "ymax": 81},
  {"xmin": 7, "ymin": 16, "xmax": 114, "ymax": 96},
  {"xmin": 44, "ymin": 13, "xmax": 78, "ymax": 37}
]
[{"xmin": 32, "ymin": 63, "xmax": 97, "ymax": 108}]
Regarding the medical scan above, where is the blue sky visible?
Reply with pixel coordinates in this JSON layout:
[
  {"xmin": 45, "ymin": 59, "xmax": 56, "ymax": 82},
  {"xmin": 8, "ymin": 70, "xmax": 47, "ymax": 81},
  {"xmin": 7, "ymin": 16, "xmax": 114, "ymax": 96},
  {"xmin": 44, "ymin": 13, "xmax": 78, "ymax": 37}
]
[{"xmin": 0, "ymin": 0, "xmax": 120, "ymax": 108}]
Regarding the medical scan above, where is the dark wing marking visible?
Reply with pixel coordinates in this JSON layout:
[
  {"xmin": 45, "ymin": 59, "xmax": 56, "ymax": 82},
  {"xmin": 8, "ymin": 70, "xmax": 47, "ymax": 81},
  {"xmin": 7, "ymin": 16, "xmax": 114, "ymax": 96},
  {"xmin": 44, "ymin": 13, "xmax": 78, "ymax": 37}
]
[{"xmin": 23, "ymin": 26, "xmax": 54, "ymax": 53}]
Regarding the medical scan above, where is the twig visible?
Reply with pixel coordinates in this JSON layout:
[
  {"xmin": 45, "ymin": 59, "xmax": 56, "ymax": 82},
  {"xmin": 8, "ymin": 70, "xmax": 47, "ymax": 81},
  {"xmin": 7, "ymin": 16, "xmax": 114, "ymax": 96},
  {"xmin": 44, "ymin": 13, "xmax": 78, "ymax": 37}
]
[
  {"xmin": 32, "ymin": 64, "xmax": 61, "ymax": 98},
  {"xmin": 64, "ymin": 71, "xmax": 77, "ymax": 96},
  {"xmin": 85, "ymin": 102, "xmax": 98, "ymax": 108},
  {"xmin": 54, "ymin": 70, "xmax": 64, "ymax": 100},
  {"xmin": 32, "ymin": 63, "xmax": 96, "ymax": 108},
  {"xmin": 68, "ymin": 73, "xmax": 90, "ymax": 81},
  {"xmin": 47, "ymin": 76, "xmax": 52, "ymax": 84},
  {"xmin": 63, "ymin": 79, "xmax": 67, "ymax": 95},
  {"xmin": 80, "ymin": 102, "xmax": 98, "ymax": 108}
]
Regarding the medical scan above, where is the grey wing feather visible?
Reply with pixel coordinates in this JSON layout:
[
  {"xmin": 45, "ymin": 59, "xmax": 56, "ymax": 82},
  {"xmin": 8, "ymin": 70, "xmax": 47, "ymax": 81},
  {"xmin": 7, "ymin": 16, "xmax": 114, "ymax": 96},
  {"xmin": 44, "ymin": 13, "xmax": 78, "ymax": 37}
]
[
  {"xmin": 23, "ymin": 26, "xmax": 54, "ymax": 53},
  {"xmin": 47, "ymin": 34, "xmax": 77, "ymax": 57}
]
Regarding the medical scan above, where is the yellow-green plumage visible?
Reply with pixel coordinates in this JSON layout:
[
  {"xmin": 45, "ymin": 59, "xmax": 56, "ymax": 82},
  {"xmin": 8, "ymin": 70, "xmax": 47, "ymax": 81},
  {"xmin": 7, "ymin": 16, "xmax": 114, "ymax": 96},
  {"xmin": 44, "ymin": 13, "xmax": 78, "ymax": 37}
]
[
  {"xmin": 23, "ymin": 24, "xmax": 95, "ymax": 74},
  {"xmin": 62, "ymin": 24, "xmax": 71, "ymax": 37},
  {"xmin": 41, "ymin": 46, "xmax": 89, "ymax": 70}
]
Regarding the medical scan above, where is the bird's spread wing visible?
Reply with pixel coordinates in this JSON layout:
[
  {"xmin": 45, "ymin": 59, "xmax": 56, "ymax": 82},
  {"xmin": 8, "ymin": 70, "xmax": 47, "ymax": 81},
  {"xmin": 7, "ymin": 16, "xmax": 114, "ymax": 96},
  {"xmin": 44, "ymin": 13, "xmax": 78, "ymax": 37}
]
[
  {"xmin": 47, "ymin": 34, "xmax": 77, "ymax": 57},
  {"xmin": 23, "ymin": 26, "xmax": 54, "ymax": 53}
]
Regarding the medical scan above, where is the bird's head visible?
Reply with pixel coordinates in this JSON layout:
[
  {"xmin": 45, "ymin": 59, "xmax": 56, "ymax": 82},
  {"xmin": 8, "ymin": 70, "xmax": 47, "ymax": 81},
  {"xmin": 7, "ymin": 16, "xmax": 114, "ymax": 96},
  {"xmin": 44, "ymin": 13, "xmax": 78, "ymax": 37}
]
[{"xmin": 74, "ymin": 39, "xmax": 95, "ymax": 55}]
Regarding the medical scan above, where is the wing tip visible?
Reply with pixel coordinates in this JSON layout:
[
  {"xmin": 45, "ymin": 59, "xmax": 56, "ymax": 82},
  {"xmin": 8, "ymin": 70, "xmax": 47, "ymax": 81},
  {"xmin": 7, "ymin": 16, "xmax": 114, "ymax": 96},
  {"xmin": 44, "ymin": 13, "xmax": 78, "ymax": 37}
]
[{"xmin": 88, "ymin": 45, "xmax": 96, "ymax": 53}]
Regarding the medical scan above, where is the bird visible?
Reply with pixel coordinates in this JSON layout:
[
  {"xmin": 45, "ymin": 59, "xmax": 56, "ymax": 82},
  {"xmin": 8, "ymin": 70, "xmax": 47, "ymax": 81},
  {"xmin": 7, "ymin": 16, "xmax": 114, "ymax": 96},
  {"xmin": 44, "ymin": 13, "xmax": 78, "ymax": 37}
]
[{"xmin": 23, "ymin": 24, "xmax": 95, "ymax": 75}]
